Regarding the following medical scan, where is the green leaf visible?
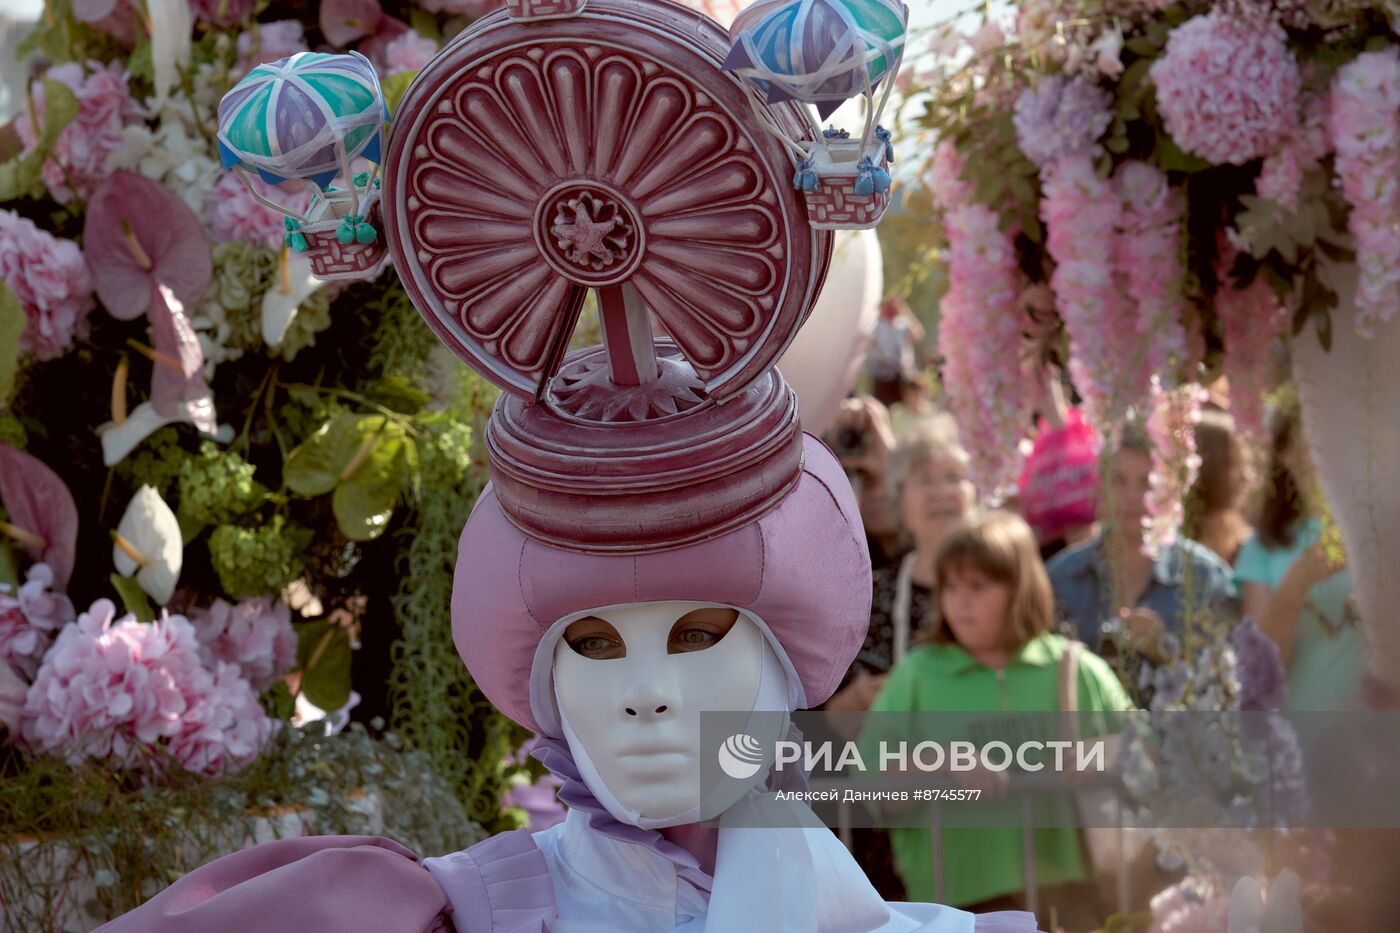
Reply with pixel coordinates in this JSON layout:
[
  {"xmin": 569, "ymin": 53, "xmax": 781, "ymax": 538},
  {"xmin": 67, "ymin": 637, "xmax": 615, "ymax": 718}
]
[
  {"xmin": 409, "ymin": 10, "xmax": 442, "ymax": 41},
  {"xmin": 1124, "ymin": 36, "xmax": 1160, "ymax": 57},
  {"xmin": 333, "ymin": 472, "xmax": 399, "ymax": 541},
  {"xmin": 36, "ymin": 78, "xmax": 80, "ymax": 153},
  {"xmin": 0, "ymin": 540, "xmax": 18, "ymax": 592},
  {"xmin": 296, "ymin": 621, "xmax": 352, "ymax": 712},
  {"xmin": 284, "ymin": 413, "xmax": 402, "ymax": 497},
  {"xmin": 1314, "ymin": 305, "xmax": 1333, "ymax": 351},
  {"xmin": 110, "ymin": 573, "xmax": 155, "ymax": 623},
  {"xmin": 263, "ymin": 681, "xmax": 296, "ymax": 721},
  {"xmin": 0, "ymin": 281, "xmax": 24, "ymax": 408},
  {"xmin": 0, "ymin": 78, "xmax": 79, "ymax": 201},
  {"xmin": 128, "ymin": 41, "xmax": 154, "ymax": 85},
  {"xmin": 381, "ymin": 71, "xmax": 417, "ymax": 116},
  {"xmin": 1151, "ymin": 132, "xmax": 1210, "ymax": 174},
  {"xmin": 368, "ymin": 374, "xmax": 430, "ymax": 413}
]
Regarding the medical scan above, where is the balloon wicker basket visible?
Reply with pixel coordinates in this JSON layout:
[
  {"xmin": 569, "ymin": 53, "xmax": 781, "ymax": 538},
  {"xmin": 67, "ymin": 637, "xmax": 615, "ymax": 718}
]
[
  {"xmin": 505, "ymin": 0, "xmax": 587, "ymax": 20},
  {"xmin": 300, "ymin": 188, "xmax": 389, "ymax": 282},
  {"xmin": 800, "ymin": 138, "xmax": 892, "ymax": 231}
]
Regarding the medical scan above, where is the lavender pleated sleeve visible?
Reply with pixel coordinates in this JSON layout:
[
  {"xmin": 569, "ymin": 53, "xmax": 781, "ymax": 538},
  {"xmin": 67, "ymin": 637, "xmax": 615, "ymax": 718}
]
[{"xmin": 93, "ymin": 835, "xmax": 454, "ymax": 933}]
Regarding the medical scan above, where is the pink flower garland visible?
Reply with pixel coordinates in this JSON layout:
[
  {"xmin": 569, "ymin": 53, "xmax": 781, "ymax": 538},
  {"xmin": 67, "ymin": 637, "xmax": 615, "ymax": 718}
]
[
  {"xmin": 931, "ymin": 144, "xmax": 1030, "ymax": 496},
  {"xmin": 18, "ymin": 60, "xmax": 136, "ymax": 205},
  {"xmin": 1115, "ymin": 160, "xmax": 1192, "ymax": 384},
  {"xmin": 1144, "ymin": 378, "xmax": 1204, "ymax": 556},
  {"xmin": 1257, "ymin": 90, "xmax": 1330, "ymax": 211},
  {"xmin": 1329, "ymin": 48, "xmax": 1400, "ymax": 336},
  {"xmin": 1215, "ymin": 272, "xmax": 1287, "ymax": 446},
  {"xmin": 20, "ymin": 600, "xmax": 275, "ymax": 778},
  {"xmin": 1042, "ymin": 153, "xmax": 1142, "ymax": 432},
  {"xmin": 0, "ymin": 208, "xmax": 96, "ymax": 361}
]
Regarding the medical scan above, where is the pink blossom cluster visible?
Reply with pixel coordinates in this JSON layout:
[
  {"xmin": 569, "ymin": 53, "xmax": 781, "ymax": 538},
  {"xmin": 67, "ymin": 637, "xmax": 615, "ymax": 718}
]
[
  {"xmin": 1144, "ymin": 379, "xmax": 1204, "ymax": 557},
  {"xmin": 191, "ymin": 597, "xmax": 297, "ymax": 692},
  {"xmin": 1215, "ymin": 271, "xmax": 1287, "ymax": 445},
  {"xmin": 1257, "ymin": 91, "xmax": 1330, "ymax": 210},
  {"xmin": 1114, "ymin": 161, "xmax": 1192, "ymax": 383},
  {"xmin": 0, "ymin": 209, "xmax": 95, "ymax": 361},
  {"xmin": 1150, "ymin": 878, "xmax": 1231, "ymax": 933},
  {"xmin": 1150, "ymin": 13, "xmax": 1301, "ymax": 166},
  {"xmin": 1042, "ymin": 154, "xmax": 1143, "ymax": 431},
  {"xmin": 19, "ymin": 600, "xmax": 275, "ymax": 778},
  {"xmin": 926, "ymin": 140, "xmax": 973, "ymax": 212},
  {"xmin": 236, "ymin": 20, "xmax": 309, "ymax": 72},
  {"xmin": 1328, "ymin": 48, "xmax": 1400, "ymax": 336},
  {"xmin": 934, "ymin": 149, "xmax": 1030, "ymax": 495},
  {"xmin": 0, "ymin": 564, "xmax": 75, "ymax": 680},
  {"xmin": 208, "ymin": 172, "xmax": 312, "ymax": 250},
  {"xmin": 18, "ymin": 60, "xmax": 136, "ymax": 204},
  {"xmin": 383, "ymin": 31, "xmax": 440, "ymax": 76}
]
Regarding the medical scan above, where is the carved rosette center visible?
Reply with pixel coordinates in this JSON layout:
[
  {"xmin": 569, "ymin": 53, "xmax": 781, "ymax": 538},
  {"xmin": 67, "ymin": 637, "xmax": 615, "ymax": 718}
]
[{"xmin": 534, "ymin": 182, "xmax": 644, "ymax": 287}]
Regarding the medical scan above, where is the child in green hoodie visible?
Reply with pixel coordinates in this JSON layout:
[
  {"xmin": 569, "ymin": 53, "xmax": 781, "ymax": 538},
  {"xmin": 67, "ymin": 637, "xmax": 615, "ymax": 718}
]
[{"xmin": 861, "ymin": 510, "xmax": 1134, "ymax": 924}]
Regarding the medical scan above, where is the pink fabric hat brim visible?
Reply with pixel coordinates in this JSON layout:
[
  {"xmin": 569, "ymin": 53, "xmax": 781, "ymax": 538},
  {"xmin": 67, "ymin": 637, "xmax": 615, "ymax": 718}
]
[{"xmin": 451, "ymin": 433, "xmax": 871, "ymax": 735}]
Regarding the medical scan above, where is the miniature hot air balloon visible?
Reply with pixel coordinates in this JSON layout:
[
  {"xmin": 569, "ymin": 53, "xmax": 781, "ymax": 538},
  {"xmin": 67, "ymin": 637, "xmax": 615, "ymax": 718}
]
[
  {"xmin": 217, "ymin": 51, "xmax": 390, "ymax": 280},
  {"xmin": 724, "ymin": 0, "xmax": 907, "ymax": 230}
]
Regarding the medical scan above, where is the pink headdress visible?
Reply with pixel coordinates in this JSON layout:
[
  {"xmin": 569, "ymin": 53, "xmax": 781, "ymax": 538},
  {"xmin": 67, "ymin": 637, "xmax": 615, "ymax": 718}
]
[{"xmin": 382, "ymin": 0, "xmax": 872, "ymax": 735}]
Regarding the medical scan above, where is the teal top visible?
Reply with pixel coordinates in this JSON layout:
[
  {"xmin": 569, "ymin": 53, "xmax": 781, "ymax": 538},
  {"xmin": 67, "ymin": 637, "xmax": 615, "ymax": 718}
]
[{"xmin": 1234, "ymin": 518, "xmax": 1363, "ymax": 711}]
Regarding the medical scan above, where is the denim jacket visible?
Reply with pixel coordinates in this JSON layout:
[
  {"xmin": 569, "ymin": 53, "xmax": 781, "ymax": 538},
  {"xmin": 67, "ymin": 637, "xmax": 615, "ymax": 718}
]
[{"xmin": 1045, "ymin": 532, "xmax": 1237, "ymax": 649}]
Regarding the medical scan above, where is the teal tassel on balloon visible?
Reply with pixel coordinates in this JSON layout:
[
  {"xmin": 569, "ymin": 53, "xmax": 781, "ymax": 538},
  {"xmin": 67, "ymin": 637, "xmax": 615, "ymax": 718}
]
[
  {"xmin": 355, "ymin": 223, "xmax": 377, "ymax": 245},
  {"xmin": 336, "ymin": 220, "xmax": 355, "ymax": 244}
]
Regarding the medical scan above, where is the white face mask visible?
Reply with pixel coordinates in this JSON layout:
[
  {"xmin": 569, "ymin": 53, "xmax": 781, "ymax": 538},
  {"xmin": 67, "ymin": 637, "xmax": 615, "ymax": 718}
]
[{"xmin": 545, "ymin": 601, "xmax": 796, "ymax": 829}]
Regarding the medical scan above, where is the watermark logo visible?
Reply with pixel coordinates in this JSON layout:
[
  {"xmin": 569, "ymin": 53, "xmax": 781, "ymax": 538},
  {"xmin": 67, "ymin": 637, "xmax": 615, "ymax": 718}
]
[{"xmin": 717, "ymin": 733, "xmax": 766, "ymax": 779}]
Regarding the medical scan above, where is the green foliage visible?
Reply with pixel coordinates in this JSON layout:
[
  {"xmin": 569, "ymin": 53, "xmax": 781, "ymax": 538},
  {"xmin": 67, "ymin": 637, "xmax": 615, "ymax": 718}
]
[
  {"xmin": 207, "ymin": 515, "xmax": 310, "ymax": 599},
  {"xmin": 115, "ymin": 428, "xmax": 187, "ymax": 498},
  {"xmin": 177, "ymin": 442, "xmax": 268, "ymax": 529},
  {"xmin": 295, "ymin": 620, "xmax": 354, "ymax": 711},
  {"xmin": 15, "ymin": 0, "xmax": 127, "ymax": 68},
  {"xmin": 285, "ymin": 413, "xmax": 407, "ymax": 541},
  {"xmin": 0, "ymin": 78, "xmax": 80, "ymax": 203},
  {"xmin": 0, "ymin": 724, "xmax": 485, "ymax": 933},
  {"xmin": 110, "ymin": 572, "xmax": 155, "ymax": 622},
  {"xmin": 268, "ymin": 288, "xmax": 333, "ymax": 362},
  {"xmin": 0, "ymin": 411, "xmax": 26, "ymax": 449},
  {"xmin": 0, "ymin": 281, "xmax": 25, "ymax": 409}
]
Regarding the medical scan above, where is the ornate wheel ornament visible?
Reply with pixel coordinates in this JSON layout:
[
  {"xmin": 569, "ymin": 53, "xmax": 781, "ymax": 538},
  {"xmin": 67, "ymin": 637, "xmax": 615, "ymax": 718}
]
[
  {"xmin": 384, "ymin": 0, "xmax": 829, "ymax": 405},
  {"xmin": 384, "ymin": 0, "xmax": 834, "ymax": 551}
]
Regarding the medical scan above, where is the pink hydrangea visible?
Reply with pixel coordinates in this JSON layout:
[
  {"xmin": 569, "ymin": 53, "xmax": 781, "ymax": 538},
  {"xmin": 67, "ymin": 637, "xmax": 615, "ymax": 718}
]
[
  {"xmin": 168, "ymin": 661, "xmax": 276, "ymax": 776},
  {"xmin": 1329, "ymin": 48, "xmax": 1400, "ymax": 336},
  {"xmin": 417, "ymin": 0, "xmax": 504, "ymax": 14},
  {"xmin": 208, "ymin": 171, "xmax": 311, "ymax": 250},
  {"xmin": 0, "ymin": 563, "xmax": 76, "ymax": 680},
  {"xmin": 19, "ymin": 600, "xmax": 273, "ymax": 777},
  {"xmin": 191, "ymin": 597, "xmax": 296, "ymax": 692},
  {"xmin": 236, "ymin": 20, "xmax": 309, "ymax": 73},
  {"xmin": 0, "ymin": 209, "xmax": 95, "ymax": 361},
  {"xmin": 18, "ymin": 60, "xmax": 135, "ymax": 204},
  {"xmin": 384, "ymin": 31, "xmax": 439, "ymax": 76},
  {"xmin": 1150, "ymin": 13, "xmax": 1301, "ymax": 166},
  {"xmin": 1042, "ymin": 153, "xmax": 1143, "ymax": 432},
  {"xmin": 189, "ymin": 0, "xmax": 254, "ymax": 26}
]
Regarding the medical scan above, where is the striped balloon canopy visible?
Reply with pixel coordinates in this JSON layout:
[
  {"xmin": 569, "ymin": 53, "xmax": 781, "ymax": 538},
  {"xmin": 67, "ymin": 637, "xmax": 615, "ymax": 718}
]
[
  {"xmin": 217, "ymin": 51, "xmax": 387, "ymax": 189},
  {"xmin": 723, "ymin": 0, "xmax": 907, "ymax": 120}
]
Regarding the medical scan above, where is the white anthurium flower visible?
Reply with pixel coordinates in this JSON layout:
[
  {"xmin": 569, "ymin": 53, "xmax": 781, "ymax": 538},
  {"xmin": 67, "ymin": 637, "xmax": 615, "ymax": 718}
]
[
  {"xmin": 96, "ymin": 401, "xmax": 233, "ymax": 467},
  {"xmin": 147, "ymin": 0, "xmax": 193, "ymax": 112},
  {"xmin": 1227, "ymin": 871, "xmax": 1302, "ymax": 933},
  {"xmin": 262, "ymin": 248, "xmax": 325, "ymax": 348},
  {"xmin": 112, "ymin": 485, "xmax": 183, "ymax": 606}
]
